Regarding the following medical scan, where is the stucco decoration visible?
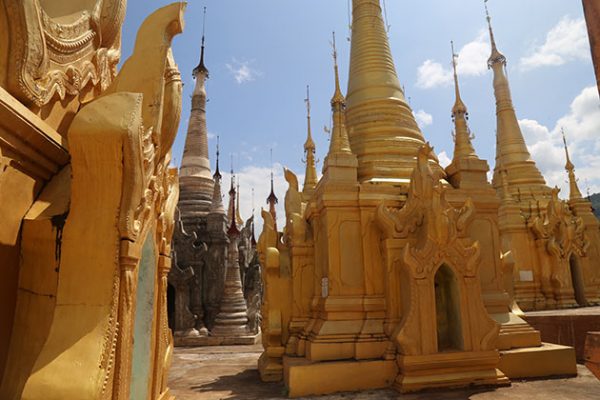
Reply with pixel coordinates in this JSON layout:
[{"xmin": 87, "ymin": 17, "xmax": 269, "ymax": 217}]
[
  {"xmin": 10, "ymin": 4, "xmax": 185, "ymax": 400},
  {"xmin": 530, "ymin": 187, "xmax": 589, "ymax": 260},
  {"xmin": 3, "ymin": 0, "xmax": 126, "ymax": 107},
  {"xmin": 376, "ymin": 144, "xmax": 506, "ymax": 392}
]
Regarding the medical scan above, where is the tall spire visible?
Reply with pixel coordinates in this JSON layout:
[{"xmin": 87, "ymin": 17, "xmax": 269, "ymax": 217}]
[
  {"xmin": 193, "ymin": 7, "xmax": 209, "ymax": 77},
  {"xmin": 485, "ymin": 0, "xmax": 506, "ymax": 69},
  {"xmin": 227, "ymin": 155, "xmax": 236, "ymax": 223},
  {"xmin": 178, "ymin": 6, "xmax": 214, "ymax": 225},
  {"xmin": 210, "ymin": 136, "xmax": 225, "ymax": 214},
  {"xmin": 328, "ymin": 32, "xmax": 353, "ymax": 156},
  {"xmin": 562, "ymin": 129, "xmax": 583, "ymax": 200},
  {"xmin": 321, "ymin": 32, "xmax": 359, "ymax": 185},
  {"xmin": 485, "ymin": 1, "xmax": 546, "ymax": 193},
  {"xmin": 227, "ymin": 180, "xmax": 240, "ymax": 236},
  {"xmin": 236, "ymin": 178, "xmax": 244, "ymax": 227},
  {"xmin": 302, "ymin": 85, "xmax": 318, "ymax": 197},
  {"xmin": 266, "ymin": 149, "xmax": 279, "ymax": 228},
  {"xmin": 346, "ymin": 0, "xmax": 434, "ymax": 183},
  {"xmin": 450, "ymin": 41, "xmax": 477, "ymax": 160}
]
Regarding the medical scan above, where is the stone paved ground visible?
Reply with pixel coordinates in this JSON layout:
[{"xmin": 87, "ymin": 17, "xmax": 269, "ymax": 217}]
[{"xmin": 168, "ymin": 344, "xmax": 600, "ymax": 400}]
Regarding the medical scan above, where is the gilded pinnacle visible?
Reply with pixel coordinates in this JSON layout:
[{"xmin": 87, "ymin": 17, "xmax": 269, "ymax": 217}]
[
  {"xmin": 487, "ymin": 0, "xmax": 546, "ymax": 192},
  {"xmin": 450, "ymin": 41, "xmax": 477, "ymax": 161},
  {"xmin": 451, "ymin": 41, "xmax": 467, "ymax": 116},
  {"xmin": 331, "ymin": 32, "xmax": 345, "ymax": 106},
  {"xmin": 485, "ymin": 0, "xmax": 506, "ymax": 68},
  {"xmin": 328, "ymin": 32, "xmax": 352, "ymax": 156},
  {"xmin": 562, "ymin": 129, "xmax": 583, "ymax": 200},
  {"xmin": 303, "ymin": 85, "xmax": 318, "ymax": 194},
  {"xmin": 304, "ymin": 86, "xmax": 316, "ymax": 151}
]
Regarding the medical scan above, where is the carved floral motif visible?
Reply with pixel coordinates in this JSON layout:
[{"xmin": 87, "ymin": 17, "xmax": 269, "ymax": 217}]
[
  {"xmin": 529, "ymin": 187, "xmax": 589, "ymax": 259},
  {"xmin": 376, "ymin": 143, "xmax": 498, "ymax": 356},
  {"xmin": 4, "ymin": 0, "xmax": 127, "ymax": 106}
]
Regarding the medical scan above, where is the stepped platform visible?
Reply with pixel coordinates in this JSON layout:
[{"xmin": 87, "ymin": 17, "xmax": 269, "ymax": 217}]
[{"xmin": 523, "ymin": 306, "xmax": 600, "ymax": 361}]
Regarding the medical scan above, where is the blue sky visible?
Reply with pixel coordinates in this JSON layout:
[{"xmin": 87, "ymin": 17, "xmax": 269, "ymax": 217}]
[{"xmin": 121, "ymin": 0, "xmax": 599, "ymax": 226}]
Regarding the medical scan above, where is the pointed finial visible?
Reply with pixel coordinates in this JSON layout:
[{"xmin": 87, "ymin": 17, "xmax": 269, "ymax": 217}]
[
  {"xmin": 326, "ymin": 31, "xmax": 352, "ymax": 157},
  {"xmin": 230, "ymin": 153, "xmax": 235, "ymax": 191},
  {"xmin": 267, "ymin": 148, "xmax": 278, "ymax": 205},
  {"xmin": 305, "ymin": 85, "xmax": 311, "ymax": 120},
  {"xmin": 562, "ymin": 128, "xmax": 583, "ymax": 200},
  {"xmin": 304, "ymin": 85, "xmax": 315, "ymax": 151},
  {"xmin": 331, "ymin": 31, "xmax": 344, "ymax": 105},
  {"xmin": 213, "ymin": 135, "xmax": 221, "ymax": 179},
  {"xmin": 270, "ymin": 148, "xmax": 273, "ymax": 182},
  {"xmin": 485, "ymin": 0, "xmax": 506, "ymax": 68},
  {"xmin": 562, "ymin": 127, "xmax": 574, "ymax": 170},
  {"xmin": 236, "ymin": 176, "xmax": 243, "ymax": 226},
  {"xmin": 451, "ymin": 41, "xmax": 467, "ymax": 116},
  {"xmin": 194, "ymin": 6, "xmax": 209, "ymax": 77}
]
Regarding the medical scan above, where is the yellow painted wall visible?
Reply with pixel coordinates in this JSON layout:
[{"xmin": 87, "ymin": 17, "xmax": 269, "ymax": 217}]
[{"xmin": 0, "ymin": 159, "xmax": 42, "ymax": 381}]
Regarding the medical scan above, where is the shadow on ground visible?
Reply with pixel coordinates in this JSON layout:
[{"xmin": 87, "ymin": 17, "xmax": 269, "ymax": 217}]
[{"xmin": 191, "ymin": 368, "xmax": 285, "ymax": 400}]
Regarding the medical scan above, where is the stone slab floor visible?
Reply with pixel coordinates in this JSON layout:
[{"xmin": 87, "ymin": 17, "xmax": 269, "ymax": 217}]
[{"xmin": 169, "ymin": 344, "xmax": 600, "ymax": 400}]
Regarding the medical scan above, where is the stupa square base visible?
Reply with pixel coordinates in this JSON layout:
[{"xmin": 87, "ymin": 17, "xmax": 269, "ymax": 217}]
[
  {"xmin": 523, "ymin": 306, "xmax": 600, "ymax": 361},
  {"xmin": 394, "ymin": 350, "xmax": 510, "ymax": 393},
  {"xmin": 283, "ymin": 356, "xmax": 397, "ymax": 398},
  {"xmin": 174, "ymin": 332, "xmax": 260, "ymax": 347},
  {"xmin": 498, "ymin": 342, "xmax": 577, "ymax": 379}
]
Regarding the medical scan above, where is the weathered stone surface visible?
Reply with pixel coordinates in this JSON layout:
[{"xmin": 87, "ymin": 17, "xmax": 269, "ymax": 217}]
[{"xmin": 170, "ymin": 32, "xmax": 262, "ymax": 345}]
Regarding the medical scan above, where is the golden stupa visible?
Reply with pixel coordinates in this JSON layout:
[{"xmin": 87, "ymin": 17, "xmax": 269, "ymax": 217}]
[{"xmin": 257, "ymin": 0, "xmax": 583, "ymax": 397}]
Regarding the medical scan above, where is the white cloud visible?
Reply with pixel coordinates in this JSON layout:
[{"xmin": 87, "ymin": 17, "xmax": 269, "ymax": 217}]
[
  {"xmin": 416, "ymin": 31, "xmax": 490, "ymax": 89},
  {"xmin": 438, "ymin": 151, "xmax": 452, "ymax": 168},
  {"xmin": 454, "ymin": 31, "xmax": 490, "ymax": 77},
  {"xmin": 207, "ymin": 132, "xmax": 216, "ymax": 140},
  {"xmin": 414, "ymin": 109, "xmax": 433, "ymax": 127},
  {"xmin": 416, "ymin": 60, "xmax": 452, "ymax": 89},
  {"xmin": 226, "ymin": 58, "xmax": 261, "ymax": 84},
  {"xmin": 515, "ymin": 86, "xmax": 600, "ymax": 196},
  {"xmin": 520, "ymin": 16, "xmax": 590, "ymax": 71}
]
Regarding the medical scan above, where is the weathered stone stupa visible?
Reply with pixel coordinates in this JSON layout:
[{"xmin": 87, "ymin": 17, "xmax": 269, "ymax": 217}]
[
  {"xmin": 168, "ymin": 16, "xmax": 262, "ymax": 345},
  {"xmin": 211, "ymin": 178, "xmax": 251, "ymax": 337},
  {"xmin": 257, "ymin": 0, "xmax": 578, "ymax": 397}
]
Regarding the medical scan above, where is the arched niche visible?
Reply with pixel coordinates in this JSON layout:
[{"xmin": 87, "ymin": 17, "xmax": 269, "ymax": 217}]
[
  {"xmin": 569, "ymin": 255, "xmax": 587, "ymax": 307},
  {"xmin": 434, "ymin": 264, "xmax": 464, "ymax": 352}
]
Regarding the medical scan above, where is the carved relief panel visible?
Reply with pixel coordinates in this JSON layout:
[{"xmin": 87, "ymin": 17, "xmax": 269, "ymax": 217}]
[{"xmin": 2, "ymin": 0, "xmax": 126, "ymax": 107}]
